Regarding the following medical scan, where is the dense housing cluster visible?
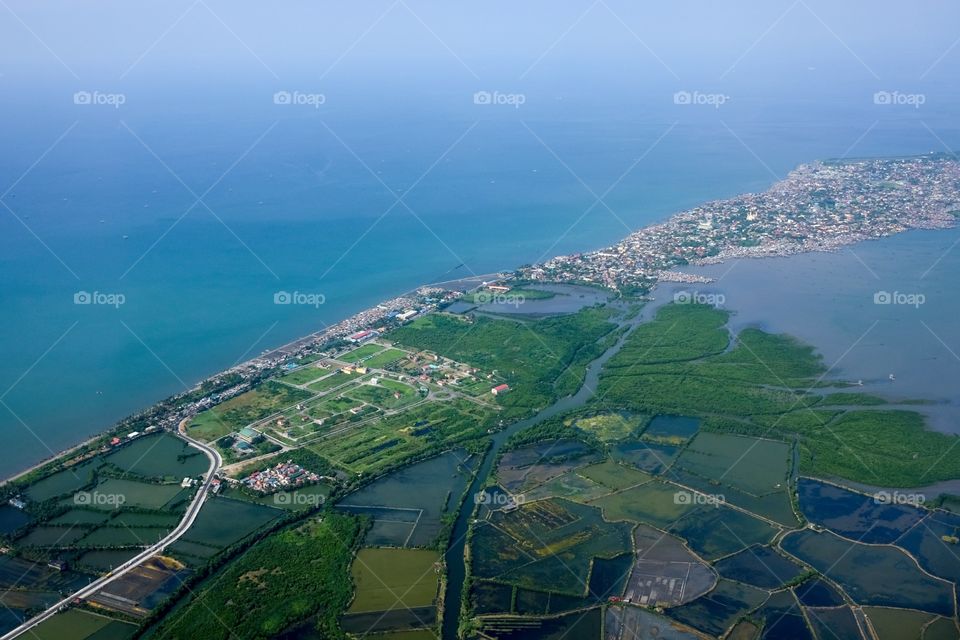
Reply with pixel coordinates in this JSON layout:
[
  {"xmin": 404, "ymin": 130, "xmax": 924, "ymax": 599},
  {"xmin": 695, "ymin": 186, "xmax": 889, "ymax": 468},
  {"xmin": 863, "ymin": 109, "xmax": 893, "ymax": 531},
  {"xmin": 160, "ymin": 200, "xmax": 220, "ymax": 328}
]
[{"xmin": 521, "ymin": 155, "xmax": 960, "ymax": 291}]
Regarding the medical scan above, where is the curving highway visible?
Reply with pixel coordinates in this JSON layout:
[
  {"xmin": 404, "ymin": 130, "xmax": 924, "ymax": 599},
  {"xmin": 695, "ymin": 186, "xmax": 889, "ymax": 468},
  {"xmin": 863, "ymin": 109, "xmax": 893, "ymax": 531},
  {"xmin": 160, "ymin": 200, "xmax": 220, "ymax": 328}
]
[{"xmin": 1, "ymin": 427, "xmax": 222, "ymax": 640}]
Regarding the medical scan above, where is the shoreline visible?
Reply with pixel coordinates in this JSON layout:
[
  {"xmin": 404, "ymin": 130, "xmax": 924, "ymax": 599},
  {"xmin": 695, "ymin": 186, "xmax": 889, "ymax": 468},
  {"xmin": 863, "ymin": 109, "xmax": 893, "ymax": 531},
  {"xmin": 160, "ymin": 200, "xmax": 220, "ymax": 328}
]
[{"xmin": 6, "ymin": 154, "xmax": 960, "ymax": 485}]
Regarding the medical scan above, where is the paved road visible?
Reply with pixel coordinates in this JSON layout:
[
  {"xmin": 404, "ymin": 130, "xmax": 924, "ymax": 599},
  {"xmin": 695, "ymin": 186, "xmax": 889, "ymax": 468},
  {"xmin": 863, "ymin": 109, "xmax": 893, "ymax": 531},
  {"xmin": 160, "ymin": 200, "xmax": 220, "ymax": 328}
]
[{"xmin": 1, "ymin": 429, "xmax": 222, "ymax": 640}]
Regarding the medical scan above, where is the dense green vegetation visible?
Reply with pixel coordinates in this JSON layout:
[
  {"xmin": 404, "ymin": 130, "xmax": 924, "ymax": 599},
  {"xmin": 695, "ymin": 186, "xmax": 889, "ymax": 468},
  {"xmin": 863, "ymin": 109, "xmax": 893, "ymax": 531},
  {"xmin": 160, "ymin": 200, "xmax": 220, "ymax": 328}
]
[
  {"xmin": 390, "ymin": 308, "xmax": 616, "ymax": 417},
  {"xmin": 154, "ymin": 513, "xmax": 362, "ymax": 640},
  {"xmin": 598, "ymin": 303, "xmax": 960, "ymax": 485}
]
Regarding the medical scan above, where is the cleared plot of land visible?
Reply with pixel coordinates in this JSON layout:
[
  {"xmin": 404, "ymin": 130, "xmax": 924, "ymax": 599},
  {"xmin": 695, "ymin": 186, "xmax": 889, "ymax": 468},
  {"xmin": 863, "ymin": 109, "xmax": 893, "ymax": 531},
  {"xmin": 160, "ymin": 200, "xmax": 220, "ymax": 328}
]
[
  {"xmin": 88, "ymin": 556, "xmax": 188, "ymax": 618},
  {"xmin": 27, "ymin": 609, "xmax": 136, "ymax": 640},
  {"xmin": 348, "ymin": 548, "xmax": 440, "ymax": 612}
]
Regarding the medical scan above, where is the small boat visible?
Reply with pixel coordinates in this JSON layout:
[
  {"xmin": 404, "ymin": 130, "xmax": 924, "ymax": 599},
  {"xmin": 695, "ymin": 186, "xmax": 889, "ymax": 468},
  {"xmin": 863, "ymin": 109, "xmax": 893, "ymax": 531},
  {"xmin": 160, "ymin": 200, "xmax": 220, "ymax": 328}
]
[{"xmin": 888, "ymin": 373, "xmax": 896, "ymax": 381}]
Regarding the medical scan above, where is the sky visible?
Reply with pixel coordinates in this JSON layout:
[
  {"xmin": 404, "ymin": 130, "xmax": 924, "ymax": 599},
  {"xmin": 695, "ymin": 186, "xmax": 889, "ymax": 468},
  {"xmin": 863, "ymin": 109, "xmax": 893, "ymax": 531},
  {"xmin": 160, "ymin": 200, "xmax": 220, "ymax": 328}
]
[{"xmin": 2, "ymin": 1, "xmax": 958, "ymax": 97}]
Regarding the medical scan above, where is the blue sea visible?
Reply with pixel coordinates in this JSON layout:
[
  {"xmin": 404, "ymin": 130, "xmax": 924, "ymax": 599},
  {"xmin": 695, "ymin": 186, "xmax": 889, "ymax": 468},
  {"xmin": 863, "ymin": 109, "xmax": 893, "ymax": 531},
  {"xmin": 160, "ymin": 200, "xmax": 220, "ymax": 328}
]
[{"xmin": 2, "ymin": 77, "xmax": 959, "ymax": 478}]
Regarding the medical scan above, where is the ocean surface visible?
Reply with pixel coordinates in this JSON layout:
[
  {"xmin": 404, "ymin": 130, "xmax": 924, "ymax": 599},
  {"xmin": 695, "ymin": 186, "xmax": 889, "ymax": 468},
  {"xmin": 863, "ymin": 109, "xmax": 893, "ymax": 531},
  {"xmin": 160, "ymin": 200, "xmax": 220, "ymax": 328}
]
[{"xmin": 2, "ymin": 83, "xmax": 959, "ymax": 478}]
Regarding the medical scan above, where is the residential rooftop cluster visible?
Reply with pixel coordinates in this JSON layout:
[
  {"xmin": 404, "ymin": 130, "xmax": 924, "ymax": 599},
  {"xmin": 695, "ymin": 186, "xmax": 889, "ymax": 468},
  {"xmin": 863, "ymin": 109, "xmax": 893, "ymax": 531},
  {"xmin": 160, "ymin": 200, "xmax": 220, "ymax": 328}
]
[
  {"xmin": 241, "ymin": 461, "xmax": 320, "ymax": 493},
  {"xmin": 520, "ymin": 154, "xmax": 960, "ymax": 291}
]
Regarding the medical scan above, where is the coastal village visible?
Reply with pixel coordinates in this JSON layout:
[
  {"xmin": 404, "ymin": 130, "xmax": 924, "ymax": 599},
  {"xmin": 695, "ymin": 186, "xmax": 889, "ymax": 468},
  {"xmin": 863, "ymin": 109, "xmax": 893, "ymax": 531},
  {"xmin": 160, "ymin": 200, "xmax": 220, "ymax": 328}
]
[{"xmin": 520, "ymin": 154, "xmax": 960, "ymax": 290}]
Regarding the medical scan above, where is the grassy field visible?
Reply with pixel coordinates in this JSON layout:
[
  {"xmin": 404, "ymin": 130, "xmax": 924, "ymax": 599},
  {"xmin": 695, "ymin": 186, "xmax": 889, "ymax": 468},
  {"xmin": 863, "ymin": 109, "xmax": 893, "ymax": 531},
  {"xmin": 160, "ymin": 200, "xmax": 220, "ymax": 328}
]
[
  {"xmin": 155, "ymin": 514, "xmax": 362, "ymax": 640},
  {"xmin": 189, "ymin": 382, "xmax": 312, "ymax": 441},
  {"xmin": 279, "ymin": 364, "xmax": 331, "ymax": 386},
  {"xmin": 348, "ymin": 548, "xmax": 440, "ymax": 612},
  {"xmin": 27, "ymin": 609, "xmax": 136, "ymax": 640},
  {"xmin": 306, "ymin": 398, "xmax": 493, "ymax": 476},
  {"xmin": 307, "ymin": 371, "xmax": 361, "ymax": 393},
  {"xmin": 390, "ymin": 307, "xmax": 617, "ymax": 416},
  {"xmin": 570, "ymin": 412, "xmax": 646, "ymax": 442},
  {"xmin": 341, "ymin": 344, "xmax": 386, "ymax": 362},
  {"xmin": 346, "ymin": 378, "xmax": 419, "ymax": 410},
  {"xmin": 363, "ymin": 348, "xmax": 408, "ymax": 368}
]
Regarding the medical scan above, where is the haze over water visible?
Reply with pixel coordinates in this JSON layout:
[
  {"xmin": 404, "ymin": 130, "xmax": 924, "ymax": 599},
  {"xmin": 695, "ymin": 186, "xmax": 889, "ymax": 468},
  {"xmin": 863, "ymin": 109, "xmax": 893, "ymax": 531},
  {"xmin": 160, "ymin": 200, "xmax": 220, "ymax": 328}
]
[{"xmin": 2, "ymin": 1, "xmax": 960, "ymax": 477}]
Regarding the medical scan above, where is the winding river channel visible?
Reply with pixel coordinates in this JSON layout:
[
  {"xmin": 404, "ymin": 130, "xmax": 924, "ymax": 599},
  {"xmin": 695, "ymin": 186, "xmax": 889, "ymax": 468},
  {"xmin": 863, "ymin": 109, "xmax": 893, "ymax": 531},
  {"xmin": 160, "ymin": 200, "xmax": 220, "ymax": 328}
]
[{"xmin": 440, "ymin": 300, "xmax": 650, "ymax": 638}]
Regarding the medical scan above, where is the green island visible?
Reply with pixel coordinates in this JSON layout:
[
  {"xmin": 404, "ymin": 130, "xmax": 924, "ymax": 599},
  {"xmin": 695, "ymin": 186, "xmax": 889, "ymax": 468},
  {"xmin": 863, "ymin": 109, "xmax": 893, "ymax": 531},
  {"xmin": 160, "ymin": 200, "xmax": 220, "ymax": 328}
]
[{"xmin": 2, "ymin": 292, "xmax": 959, "ymax": 640}]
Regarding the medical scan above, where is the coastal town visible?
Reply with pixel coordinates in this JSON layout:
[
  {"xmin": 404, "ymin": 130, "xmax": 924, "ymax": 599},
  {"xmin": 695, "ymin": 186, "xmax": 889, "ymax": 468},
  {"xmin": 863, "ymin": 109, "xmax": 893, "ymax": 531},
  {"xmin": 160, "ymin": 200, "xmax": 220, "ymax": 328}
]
[{"xmin": 519, "ymin": 154, "xmax": 960, "ymax": 291}]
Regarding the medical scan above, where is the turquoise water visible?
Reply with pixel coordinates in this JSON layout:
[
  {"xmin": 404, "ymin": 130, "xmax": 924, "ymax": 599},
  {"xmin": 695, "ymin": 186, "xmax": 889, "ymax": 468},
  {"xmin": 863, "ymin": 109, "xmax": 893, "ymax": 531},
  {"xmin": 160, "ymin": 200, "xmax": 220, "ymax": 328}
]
[{"xmin": 2, "ymin": 86, "xmax": 959, "ymax": 477}]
